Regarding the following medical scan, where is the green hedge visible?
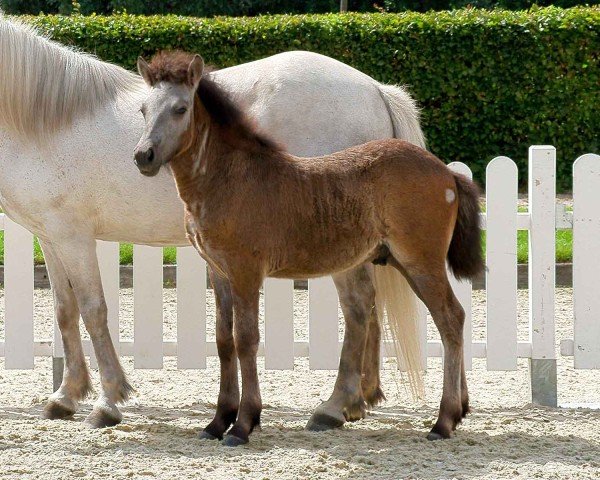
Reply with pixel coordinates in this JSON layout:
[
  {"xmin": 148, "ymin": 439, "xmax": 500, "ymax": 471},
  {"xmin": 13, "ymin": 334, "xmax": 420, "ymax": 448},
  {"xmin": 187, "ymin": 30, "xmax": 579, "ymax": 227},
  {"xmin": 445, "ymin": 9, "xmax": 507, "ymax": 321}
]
[{"xmin": 22, "ymin": 7, "xmax": 600, "ymax": 190}]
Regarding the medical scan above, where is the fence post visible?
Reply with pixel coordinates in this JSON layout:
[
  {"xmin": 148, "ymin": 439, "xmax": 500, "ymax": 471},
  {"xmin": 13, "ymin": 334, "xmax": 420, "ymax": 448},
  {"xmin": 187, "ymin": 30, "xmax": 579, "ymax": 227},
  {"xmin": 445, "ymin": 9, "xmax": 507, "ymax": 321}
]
[
  {"xmin": 4, "ymin": 216, "xmax": 34, "ymax": 370},
  {"xmin": 264, "ymin": 278, "xmax": 295, "ymax": 369},
  {"xmin": 176, "ymin": 247, "xmax": 207, "ymax": 369},
  {"xmin": 486, "ymin": 157, "xmax": 518, "ymax": 370},
  {"xmin": 309, "ymin": 277, "xmax": 339, "ymax": 369},
  {"xmin": 133, "ymin": 245, "xmax": 164, "ymax": 368},
  {"xmin": 528, "ymin": 146, "xmax": 557, "ymax": 407},
  {"xmin": 572, "ymin": 154, "xmax": 600, "ymax": 368}
]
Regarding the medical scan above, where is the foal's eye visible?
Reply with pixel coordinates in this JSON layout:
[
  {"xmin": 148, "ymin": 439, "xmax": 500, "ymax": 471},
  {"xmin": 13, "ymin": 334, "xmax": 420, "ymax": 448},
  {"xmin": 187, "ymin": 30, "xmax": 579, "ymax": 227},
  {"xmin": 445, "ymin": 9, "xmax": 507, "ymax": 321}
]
[{"xmin": 174, "ymin": 107, "xmax": 188, "ymax": 115}]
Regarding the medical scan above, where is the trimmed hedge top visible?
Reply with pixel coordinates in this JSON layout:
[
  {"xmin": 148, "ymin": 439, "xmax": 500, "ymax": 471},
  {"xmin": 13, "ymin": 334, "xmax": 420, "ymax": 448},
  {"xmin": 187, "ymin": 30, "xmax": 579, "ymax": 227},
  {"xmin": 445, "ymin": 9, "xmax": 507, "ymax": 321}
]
[{"xmin": 19, "ymin": 7, "xmax": 600, "ymax": 189}]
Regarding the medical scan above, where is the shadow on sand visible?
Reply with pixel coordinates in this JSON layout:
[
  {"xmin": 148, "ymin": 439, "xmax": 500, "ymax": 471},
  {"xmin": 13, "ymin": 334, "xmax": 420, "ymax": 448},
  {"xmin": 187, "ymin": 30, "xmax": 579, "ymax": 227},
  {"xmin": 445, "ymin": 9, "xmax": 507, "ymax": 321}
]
[{"xmin": 1, "ymin": 401, "xmax": 599, "ymax": 479}]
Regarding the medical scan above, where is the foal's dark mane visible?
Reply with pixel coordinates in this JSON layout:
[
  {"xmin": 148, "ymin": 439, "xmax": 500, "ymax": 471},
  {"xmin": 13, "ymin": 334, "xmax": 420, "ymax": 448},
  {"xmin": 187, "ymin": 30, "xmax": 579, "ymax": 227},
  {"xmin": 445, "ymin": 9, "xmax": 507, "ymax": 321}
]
[{"xmin": 146, "ymin": 51, "xmax": 281, "ymax": 154}]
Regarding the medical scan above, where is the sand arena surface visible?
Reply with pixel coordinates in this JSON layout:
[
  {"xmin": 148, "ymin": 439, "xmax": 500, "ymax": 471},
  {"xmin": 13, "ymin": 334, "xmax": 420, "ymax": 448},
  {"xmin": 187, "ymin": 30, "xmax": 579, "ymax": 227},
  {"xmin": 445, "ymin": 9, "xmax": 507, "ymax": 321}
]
[{"xmin": 0, "ymin": 287, "xmax": 599, "ymax": 479}]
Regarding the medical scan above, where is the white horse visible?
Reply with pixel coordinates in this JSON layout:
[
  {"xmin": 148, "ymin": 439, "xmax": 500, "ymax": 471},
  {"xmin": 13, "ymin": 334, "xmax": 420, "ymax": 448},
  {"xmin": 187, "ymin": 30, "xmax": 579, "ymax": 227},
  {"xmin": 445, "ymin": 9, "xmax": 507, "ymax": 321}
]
[{"xmin": 0, "ymin": 15, "xmax": 425, "ymax": 429}]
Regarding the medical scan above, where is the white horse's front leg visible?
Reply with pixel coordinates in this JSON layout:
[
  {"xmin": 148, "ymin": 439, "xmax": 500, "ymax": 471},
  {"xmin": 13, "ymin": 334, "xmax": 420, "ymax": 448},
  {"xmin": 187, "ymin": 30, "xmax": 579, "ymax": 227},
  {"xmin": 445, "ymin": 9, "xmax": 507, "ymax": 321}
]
[
  {"xmin": 41, "ymin": 240, "xmax": 92, "ymax": 419},
  {"xmin": 51, "ymin": 236, "xmax": 132, "ymax": 427}
]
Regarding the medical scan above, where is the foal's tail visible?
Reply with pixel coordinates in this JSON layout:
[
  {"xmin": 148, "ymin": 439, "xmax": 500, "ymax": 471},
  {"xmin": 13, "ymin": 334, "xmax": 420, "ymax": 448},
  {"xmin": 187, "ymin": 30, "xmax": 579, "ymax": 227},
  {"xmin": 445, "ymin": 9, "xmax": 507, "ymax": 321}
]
[
  {"xmin": 447, "ymin": 173, "xmax": 484, "ymax": 281},
  {"xmin": 373, "ymin": 265, "xmax": 424, "ymax": 400}
]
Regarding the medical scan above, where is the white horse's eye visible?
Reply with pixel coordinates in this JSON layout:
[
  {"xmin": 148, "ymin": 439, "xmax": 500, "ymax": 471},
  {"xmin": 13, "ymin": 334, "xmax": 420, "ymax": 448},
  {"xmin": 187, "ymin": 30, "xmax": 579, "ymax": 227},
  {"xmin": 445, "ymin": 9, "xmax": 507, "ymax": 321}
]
[{"xmin": 174, "ymin": 106, "xmax": 187, "ymax": 115}]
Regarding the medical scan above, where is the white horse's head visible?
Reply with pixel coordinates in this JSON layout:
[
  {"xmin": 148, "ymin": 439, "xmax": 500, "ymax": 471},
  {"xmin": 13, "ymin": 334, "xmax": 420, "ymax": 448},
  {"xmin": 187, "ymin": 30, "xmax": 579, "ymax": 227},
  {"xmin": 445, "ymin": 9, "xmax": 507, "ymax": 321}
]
[{"xmin": 134, "ymin": 52, "xmax": 204, "ymax": 177}]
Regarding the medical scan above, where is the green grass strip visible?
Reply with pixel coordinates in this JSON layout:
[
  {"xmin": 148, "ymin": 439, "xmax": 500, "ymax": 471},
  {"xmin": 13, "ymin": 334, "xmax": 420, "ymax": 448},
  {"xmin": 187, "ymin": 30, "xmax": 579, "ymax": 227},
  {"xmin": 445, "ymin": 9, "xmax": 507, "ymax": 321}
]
[{"xmin": 0, "ymin": 229, "xmax": 575, "ymax": 266}]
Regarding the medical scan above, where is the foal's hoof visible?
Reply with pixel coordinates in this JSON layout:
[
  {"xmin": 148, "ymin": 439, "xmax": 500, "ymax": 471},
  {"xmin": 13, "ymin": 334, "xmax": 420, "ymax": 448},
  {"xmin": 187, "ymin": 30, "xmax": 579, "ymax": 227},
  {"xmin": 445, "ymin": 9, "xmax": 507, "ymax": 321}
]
[
  {"xmin": 426, "ymin": 431, "xmax": 445, "ymax": 441},
  {"xmin": 306, "ymin": 412, "xmax": 345, "ymax": 432},
  {"xmin": 222, "ymin": 434, "xmax": 248, "ymax": 447},
  {"xmin": 427, "ymin": 426, "xmax": 453, "ymax": 441},
  {"xmin": 198, "ymin": 430, "xmax": 220, "ymax": 441},
  {"xmin": 84, "ymin": 408, "xmax": 122, "ymax": 429},
  {"xmin": 43, "ymin": 401, "xmax": 75, "ymax": 420}
]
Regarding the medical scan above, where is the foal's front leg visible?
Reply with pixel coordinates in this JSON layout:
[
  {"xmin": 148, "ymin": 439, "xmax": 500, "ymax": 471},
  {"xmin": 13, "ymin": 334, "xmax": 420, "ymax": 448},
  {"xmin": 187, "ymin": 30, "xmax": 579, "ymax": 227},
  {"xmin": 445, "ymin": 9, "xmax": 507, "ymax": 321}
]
[
  {"xmin": 199, "ymin": 269, "xmax": 239, "ymax": 440},
  {"xmin": 222, "ymin": 277, "xmax": 262, "ymax": 447}
]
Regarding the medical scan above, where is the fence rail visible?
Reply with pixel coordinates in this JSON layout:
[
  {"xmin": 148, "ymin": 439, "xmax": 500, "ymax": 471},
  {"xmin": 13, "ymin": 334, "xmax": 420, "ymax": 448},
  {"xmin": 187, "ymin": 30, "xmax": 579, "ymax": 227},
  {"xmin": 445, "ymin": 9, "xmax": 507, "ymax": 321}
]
[{"xmin": 1, "ymin": 146, "xmax": 599, "ymax": 407}]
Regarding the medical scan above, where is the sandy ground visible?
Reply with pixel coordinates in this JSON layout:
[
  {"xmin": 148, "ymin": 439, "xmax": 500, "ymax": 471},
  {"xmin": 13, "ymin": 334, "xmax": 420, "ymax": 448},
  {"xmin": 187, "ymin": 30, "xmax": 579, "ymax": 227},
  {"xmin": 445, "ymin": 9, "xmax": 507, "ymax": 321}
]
[{"xmin": 1, "ymin": 287, "xmax": 599, "ymax": 480}]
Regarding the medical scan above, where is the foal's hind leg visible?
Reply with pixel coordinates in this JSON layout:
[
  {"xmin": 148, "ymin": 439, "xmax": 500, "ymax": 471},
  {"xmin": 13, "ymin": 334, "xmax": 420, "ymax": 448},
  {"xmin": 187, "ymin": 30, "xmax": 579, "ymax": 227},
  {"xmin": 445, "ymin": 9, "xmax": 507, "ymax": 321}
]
[
  {"xmin": 199, "ymin": 270, "xmax": 239, "ymax": 440},
  {"xmin": 306, "ymin": 264, "xmax": 373, "ymax": 431},
  {"xmin": 361, "ymin": 308, "xmax": 385, "ymax": 408},
  {"xmin": 389, "ymin": 256, "xmax": 466, "ymax": 439},
  {"xmin": 41, "ymin": 241, "xmax": 92, "ymax": 419}
]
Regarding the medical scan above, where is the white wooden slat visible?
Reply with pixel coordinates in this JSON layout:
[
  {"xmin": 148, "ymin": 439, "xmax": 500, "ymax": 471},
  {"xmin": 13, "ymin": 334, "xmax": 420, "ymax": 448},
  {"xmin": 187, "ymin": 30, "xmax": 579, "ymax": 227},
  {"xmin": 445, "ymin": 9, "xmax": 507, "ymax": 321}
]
[
  {"xmin": 264, "ymin": 278, "xmax": 294, "ymax": 369},
  {"xmin": 486, "ymin": 157, "xmax": 518, "ymax": 370},
  {"xmin": 176, "ymin": 247, "xmax": 206, "ymax": 369},
  {"xmin": 4, "ymin": 217, "xmax": 34, "ymax": 369},
  {"xmin": 89, "ymin": 241, "xmax": 120, "ymax": 368},
  {"xmin": 528, "ymin": 146, "xmax": 556, "ymax": 360},
  {"xmin": 573, "ymin": 153, "xmax": 600, "ymax": 368},
  {"xmin": 133, "ymin": 245, "xmax": 163, "ymax": 368},
  {"xmin": 308, "ymin": 276, "xmax": 339, "ymax": 369},
  {"xmin": 447, "ymin": 162, "xmax": 474, "ymax": 370}
]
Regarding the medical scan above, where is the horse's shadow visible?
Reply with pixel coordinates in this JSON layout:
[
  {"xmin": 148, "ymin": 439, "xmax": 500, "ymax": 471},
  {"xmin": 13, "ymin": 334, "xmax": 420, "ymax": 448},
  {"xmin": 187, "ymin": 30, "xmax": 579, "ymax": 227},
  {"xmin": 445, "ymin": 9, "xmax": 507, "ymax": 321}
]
[{"xmin": 2, "ymin": 402, "xmax": 599, "ymax": 479}]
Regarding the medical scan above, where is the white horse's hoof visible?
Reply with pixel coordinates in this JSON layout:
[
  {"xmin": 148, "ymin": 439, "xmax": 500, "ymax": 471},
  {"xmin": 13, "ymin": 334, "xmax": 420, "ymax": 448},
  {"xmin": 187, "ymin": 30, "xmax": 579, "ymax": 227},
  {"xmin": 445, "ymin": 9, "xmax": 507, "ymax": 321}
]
[
  {"xmin": 43, "ymin": 400, "xmax": 76, "ymax": 420},
  {"xmin": 306, "ymin": 410, "xmax": 345, "ymax": 431},
  {"xmin": 84, "ymin": 408, "xmax": 122, "ymax": 428},
  {"xmin": 84, "ymin": 400, "xmax": 122, "ymax": 428}
]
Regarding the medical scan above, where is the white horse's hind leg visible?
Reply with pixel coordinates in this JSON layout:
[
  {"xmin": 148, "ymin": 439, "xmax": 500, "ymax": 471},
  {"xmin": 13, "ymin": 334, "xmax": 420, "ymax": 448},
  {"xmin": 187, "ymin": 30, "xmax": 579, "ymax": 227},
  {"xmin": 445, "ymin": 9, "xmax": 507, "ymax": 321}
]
[
  {"xmin": 41, "ymin": 241, "xmax": 92, "ymax": 419},
  {"xmin": 50, "ymin": 236, "xmax": 131, "ymax": 428},
  {"xmin": 306, "ymin": 264, "xmax": 373, "ymax": 431}
]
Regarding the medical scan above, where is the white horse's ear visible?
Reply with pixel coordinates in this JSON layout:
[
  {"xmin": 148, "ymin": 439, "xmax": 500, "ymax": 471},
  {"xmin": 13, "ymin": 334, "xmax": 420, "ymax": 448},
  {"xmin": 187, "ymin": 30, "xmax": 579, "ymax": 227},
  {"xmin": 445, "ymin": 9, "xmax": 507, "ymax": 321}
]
[
  {"xmin": 187, "ymin": 54, "xmax": 204, "ymax": 89},
  {"xmin": 137, "ymin": 57, "xmax": 153, "ymax": 85}
]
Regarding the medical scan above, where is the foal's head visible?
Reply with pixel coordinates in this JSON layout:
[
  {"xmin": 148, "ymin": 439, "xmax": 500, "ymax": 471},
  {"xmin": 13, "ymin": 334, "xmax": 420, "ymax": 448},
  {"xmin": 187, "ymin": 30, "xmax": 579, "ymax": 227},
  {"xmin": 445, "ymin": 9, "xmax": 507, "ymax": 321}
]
[
  {"xmin": 134, "ymin": 51, "xmax": 205, "ymax": 176},
  {"xmin": 134, "ymin": 50, "xmax": 280, "ymax": 177}
]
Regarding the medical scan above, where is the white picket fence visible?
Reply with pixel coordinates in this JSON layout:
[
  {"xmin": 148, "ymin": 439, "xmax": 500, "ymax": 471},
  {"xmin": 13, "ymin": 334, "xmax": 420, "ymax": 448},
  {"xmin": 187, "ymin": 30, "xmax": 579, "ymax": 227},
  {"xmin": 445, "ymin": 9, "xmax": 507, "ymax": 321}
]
[{"xmin": 1, "ymin": 146, "xmax": 599, "ymax": 404}]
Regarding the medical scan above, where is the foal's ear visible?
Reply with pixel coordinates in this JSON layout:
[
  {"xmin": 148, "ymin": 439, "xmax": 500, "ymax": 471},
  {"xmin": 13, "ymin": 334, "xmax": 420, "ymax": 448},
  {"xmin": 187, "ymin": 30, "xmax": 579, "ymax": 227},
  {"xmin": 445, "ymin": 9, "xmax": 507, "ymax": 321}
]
[
  {"xmin": 187, "ymin": 54, "xmax": 204, "ymax": 89},
  {"xmin": 137, "ymin": 57, "xmax": 153, "ymax": 85}
]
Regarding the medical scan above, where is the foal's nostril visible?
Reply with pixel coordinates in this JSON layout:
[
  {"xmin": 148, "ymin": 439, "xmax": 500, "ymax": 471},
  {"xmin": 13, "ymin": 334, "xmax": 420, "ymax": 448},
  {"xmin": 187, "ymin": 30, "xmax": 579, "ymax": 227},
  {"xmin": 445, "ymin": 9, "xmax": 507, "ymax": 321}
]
[{"xmin": 147, "ymin": 148, "xmax": 154, "ymax": 163}]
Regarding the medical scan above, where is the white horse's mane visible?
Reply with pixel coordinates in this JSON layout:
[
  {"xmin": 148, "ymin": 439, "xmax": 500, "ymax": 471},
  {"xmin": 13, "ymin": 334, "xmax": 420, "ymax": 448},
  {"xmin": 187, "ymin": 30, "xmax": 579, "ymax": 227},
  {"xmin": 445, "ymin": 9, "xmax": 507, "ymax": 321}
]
[{"xmin": 0, "ymin": 14, "xmax": 144, "ymax": 144}]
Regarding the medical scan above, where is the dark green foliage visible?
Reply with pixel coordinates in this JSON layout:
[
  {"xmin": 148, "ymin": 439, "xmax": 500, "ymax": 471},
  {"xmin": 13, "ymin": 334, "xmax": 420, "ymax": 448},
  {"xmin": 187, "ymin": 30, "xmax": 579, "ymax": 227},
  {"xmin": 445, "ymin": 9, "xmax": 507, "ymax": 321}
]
[
  {"xmin": 14, "ymin": 7, "xmax": 600, "ymax": 189},
  {"xmin": 1, "ymin": 0, "xmax": 598, "ymax": 15}
]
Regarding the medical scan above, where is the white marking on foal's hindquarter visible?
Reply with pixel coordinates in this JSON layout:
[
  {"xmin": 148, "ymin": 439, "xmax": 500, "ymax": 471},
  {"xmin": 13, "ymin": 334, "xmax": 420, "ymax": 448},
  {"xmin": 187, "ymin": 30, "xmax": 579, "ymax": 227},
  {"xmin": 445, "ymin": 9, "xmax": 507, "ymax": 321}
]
[{"xmin": 446, "ymin": 188, "xmax": 456, "ymax": 203}]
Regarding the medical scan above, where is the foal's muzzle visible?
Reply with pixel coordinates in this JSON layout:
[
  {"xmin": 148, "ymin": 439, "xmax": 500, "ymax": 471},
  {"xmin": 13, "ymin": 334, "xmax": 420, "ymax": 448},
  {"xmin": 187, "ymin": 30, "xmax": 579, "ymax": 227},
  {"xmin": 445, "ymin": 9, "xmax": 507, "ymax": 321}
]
[{"xmin": 134, "ymin": 146, "xmax": 160, "ymax": 177}]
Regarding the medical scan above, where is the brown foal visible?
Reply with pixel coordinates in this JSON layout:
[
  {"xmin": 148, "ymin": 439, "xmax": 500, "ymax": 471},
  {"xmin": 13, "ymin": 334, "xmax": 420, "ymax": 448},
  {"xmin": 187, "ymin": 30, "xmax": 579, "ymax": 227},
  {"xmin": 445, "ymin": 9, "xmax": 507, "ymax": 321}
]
[{"xmin": 134, "ymin": 51, "xmax": 483, "ymax": 446}]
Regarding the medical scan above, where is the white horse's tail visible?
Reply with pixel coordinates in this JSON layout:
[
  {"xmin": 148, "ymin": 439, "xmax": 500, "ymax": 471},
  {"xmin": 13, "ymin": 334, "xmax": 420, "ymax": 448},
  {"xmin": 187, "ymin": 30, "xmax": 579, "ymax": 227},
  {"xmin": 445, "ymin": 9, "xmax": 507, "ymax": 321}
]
[
  {"xmin": 373, "ymin": 264, "xmax": 424, "ymax": 400},
  {"xmin": 375, "ymin": 81, "xmax": 425, "ymax": 399},
  {"xmin": 376, "ymin": 83, "xmax": 426, "ymax": 149}
]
